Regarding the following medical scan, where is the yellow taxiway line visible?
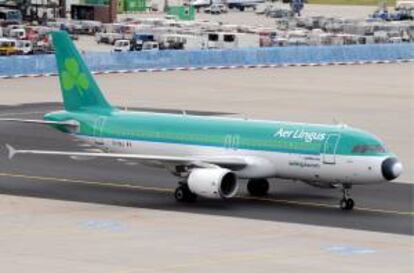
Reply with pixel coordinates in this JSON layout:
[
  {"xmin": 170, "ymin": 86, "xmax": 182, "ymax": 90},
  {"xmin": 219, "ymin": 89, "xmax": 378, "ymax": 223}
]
[{"xmin": 0, "ymin": 172, "xmax": 412, "ymax": 216}]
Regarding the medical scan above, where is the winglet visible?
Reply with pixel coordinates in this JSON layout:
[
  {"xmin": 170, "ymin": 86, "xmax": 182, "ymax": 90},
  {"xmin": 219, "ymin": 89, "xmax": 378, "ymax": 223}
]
[{"xmin": 5, "ymin": 144, "xmax": 17, "ymax": 160}]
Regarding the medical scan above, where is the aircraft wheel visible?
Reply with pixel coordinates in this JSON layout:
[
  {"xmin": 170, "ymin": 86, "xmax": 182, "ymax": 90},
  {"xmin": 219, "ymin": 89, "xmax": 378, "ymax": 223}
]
[
  {"xmin": 340, "ymin": 198, "xmax": 354, "ymax": 210},
  {"xmin": 247, "ymin": 179, "xmax": 269, "ymax": 197},
  {"xmin": 175, "ymin": 184, "xmax": 197, "ymax": 202},
  {"xmin": 346, "ymin": 198, "xmax": 355, "ymax": 210}
]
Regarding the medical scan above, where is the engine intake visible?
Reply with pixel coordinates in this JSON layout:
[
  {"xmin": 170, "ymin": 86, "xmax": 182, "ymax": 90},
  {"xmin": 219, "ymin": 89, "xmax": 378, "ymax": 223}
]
[{"xmin": 188, "ymin": 168, "xmax": 238, "ymax": 199}]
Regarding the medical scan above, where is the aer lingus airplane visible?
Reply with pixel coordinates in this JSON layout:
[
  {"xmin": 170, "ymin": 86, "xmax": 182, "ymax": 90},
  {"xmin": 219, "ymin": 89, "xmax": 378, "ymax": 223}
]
[{"xmin": 3, "ymin": 31, "xmax": 403, "ymax": 210}]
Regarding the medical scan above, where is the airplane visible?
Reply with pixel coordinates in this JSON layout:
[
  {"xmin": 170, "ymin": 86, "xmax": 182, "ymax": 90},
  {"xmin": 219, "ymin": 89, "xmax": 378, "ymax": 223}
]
[{"xmin": 2, "ymin": 31, "xmax": 403, "ymax": 210}]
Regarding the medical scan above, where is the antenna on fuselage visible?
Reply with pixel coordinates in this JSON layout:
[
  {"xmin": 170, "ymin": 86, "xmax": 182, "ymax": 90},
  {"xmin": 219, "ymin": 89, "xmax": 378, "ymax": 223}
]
[{"xmin": 333, "ymin": 117, "xmax": 348, "ymax": 128}]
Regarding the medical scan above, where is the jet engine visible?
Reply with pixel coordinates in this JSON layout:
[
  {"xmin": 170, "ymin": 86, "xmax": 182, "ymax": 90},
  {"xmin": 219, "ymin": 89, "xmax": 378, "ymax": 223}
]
[{"xmin": 187, "ymin": 168, "xmax": 238, "ymax": 199}]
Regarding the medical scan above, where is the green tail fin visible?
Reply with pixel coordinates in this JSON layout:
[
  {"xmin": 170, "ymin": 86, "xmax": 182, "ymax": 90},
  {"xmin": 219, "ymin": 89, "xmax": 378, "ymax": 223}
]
[{"xmin": 51, "ymin": 31, "xmax": 113, "ymax": 113}]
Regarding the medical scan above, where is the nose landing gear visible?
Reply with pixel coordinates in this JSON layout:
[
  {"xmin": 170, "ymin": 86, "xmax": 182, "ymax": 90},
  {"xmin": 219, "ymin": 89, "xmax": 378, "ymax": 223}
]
[{"xmin": 339, "ymin": 185, "xmax": 354, "ymax": 210}]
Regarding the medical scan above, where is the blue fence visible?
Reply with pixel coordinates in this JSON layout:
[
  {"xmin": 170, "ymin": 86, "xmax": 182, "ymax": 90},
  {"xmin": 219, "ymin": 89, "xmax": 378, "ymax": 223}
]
[{"xmin": 1, "ymin": 43, "xmax": 413, "ymax": 77}]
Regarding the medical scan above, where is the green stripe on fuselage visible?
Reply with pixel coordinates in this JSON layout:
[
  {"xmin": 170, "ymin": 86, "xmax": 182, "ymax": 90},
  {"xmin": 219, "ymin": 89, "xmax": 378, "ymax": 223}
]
[{"xmin": 44, "ymin": 110, "xmax": 390, "ymax": 157}]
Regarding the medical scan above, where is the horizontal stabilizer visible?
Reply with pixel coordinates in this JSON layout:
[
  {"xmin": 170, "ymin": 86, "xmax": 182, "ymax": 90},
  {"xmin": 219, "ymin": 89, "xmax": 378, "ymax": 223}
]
[
  {"xmin": 5, "ymin": 144, "xmax": 16, "ymax": 160},
  {"xmin": 0, "ymin": 118, "xmax": 79, "ymax": 128}
]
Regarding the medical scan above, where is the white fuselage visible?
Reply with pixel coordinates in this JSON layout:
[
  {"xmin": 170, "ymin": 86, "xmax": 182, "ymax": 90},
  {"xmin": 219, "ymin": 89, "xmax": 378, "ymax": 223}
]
[{"xmin": 78, "ymin": 135, "xmax": 389, "ymax": 186}]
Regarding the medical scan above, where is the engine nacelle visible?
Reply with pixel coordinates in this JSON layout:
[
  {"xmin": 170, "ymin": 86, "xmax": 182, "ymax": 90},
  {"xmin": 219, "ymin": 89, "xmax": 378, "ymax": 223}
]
[{"xmin": 188, "ymin": 168, "xmax": 238, "ymax": 199}]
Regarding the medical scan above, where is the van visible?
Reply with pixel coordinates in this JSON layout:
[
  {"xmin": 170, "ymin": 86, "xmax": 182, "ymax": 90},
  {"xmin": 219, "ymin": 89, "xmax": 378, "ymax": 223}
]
[
  {"xmin": 113, "ymin": 39, "xmax": 131, "ymax": 52},
  {"xmin": 142, "ymin": 41, "xmax": 159, "ymax": 51}
]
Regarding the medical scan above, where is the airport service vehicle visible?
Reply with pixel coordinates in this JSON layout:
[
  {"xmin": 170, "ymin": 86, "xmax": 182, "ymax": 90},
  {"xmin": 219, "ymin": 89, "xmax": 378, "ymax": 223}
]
[
  {"xmin": 191, "ymin": 0, "xmax": 212, "ymax": 9},
  {"xmin": 16, "ymin": 40, "xmax": 33, "ymax": 54},
  {"xmin": 95, "ymin": 31, "xmax": 124, "ymax": 45},
  {"xmin": 191, "ymin": 0, "xmax": 262, "ymax": 11},
  {"xmin": 142, "ymin": 41, "xmax": 159, "ymax": 51},
  {"xmin": 159, "ymin": 34, "xmax": 204, "ymax": 50},
  {"xmin": 396, "ymin": 0, "xmax": 414, "ymax": 9},
  {"xmin": 9, "ymin": 28, "xmax": 26, "ymax": 40},
  {"xmin": 3, "ymin": 31, "xmax": 403, "ymax": 210},
  {"xmin": 226, "ymin": 0, "xmax": 265, "ymax": 11},
  {"xmin": 204, "ymin": 4, "xmax": 227, "ymax": 14},
  {"xmin": 132, "ymin": 33, "xmax": 155, "ymax": 51},
  {"xmin": 205, "ymin": 32, "xmax": 260, "ymax": 49},
  {"xmin": 0, "ymin": 38, "xmax": 18, "ymax": 55},
  {"xmin": 0, "ymin": 8, "xmax": 22, "ymax": 23},
  {"xmin": 113, "ymin": 39, "xmax": 131, "ymax": 52}
]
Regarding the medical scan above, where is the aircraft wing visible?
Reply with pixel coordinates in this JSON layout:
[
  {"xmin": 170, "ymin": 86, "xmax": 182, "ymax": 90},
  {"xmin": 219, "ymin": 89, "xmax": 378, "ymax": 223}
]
[
  {"xmin": 0, "ymin": 119, "xmax": 79, "ymax": 128},
  {"xmin": 5, "ymin": 144, "xmax": 247, "ymax": 170}
]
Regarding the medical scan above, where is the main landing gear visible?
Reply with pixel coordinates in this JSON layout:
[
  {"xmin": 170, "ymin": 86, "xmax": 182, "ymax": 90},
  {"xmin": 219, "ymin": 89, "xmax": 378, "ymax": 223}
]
[
  {"xmin": 247, "ymin": 179, "xmax": 270, "ymax": 197},
  {"xmin": 339, "ymin": 185, "xmax": 355, "ymax": 210},
  {"xmin": 174, "ymin": 182, "xmax": 197, "ymax": 203}
]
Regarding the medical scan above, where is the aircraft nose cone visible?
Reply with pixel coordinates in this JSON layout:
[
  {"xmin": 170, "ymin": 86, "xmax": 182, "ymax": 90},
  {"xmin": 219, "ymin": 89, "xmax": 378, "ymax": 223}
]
[{"xmin": 382, "ymin": 157, "xmax": 403, "ymax": 181}]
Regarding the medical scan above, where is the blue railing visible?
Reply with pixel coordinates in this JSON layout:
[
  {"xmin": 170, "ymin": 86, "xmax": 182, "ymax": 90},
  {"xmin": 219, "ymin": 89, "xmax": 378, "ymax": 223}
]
[{"xmin": 1, "ymin": 43, "xmax": 413, "ymax": 77}]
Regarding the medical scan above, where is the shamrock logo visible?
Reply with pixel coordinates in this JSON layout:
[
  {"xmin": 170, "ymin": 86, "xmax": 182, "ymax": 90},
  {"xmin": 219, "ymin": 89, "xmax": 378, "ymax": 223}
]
[{"xmin": 61, "ymin": 58, "xmax": 89, "ymax": 96}]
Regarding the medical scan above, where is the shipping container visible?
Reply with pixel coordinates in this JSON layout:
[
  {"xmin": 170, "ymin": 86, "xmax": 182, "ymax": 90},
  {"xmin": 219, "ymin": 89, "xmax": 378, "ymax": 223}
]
[
  {"xmin": 124, "ymin": 0, "xmax": 147, "ymax": 12},
  {"xmin": 167, "ymin": 6, "xmax": 195, "ymax": 21}
]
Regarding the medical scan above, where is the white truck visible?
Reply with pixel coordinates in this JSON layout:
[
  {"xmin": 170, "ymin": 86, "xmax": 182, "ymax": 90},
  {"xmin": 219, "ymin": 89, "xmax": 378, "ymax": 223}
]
[{"xmin": 112, "ymin": 39, "xmax": 131, "ymax": 52}]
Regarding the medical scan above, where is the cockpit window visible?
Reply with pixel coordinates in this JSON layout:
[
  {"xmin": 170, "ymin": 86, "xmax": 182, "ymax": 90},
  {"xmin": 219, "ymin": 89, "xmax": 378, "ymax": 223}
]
[{"xmin": 352, "ymin": 144, "xmax": 386, "ymax": 154}]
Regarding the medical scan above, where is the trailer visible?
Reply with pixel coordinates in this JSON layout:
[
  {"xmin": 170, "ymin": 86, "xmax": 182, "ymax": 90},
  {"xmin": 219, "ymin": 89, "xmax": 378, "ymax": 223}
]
[{"xmin": 204, "ymin": 32, "xmax": 260, "ymax": 49}]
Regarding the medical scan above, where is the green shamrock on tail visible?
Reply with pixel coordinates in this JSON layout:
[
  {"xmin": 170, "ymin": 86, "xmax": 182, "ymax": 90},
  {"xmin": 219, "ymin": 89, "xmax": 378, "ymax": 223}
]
[{"xmin": 61, "ymin": 58, "xmax": 89, "ymax": 96}]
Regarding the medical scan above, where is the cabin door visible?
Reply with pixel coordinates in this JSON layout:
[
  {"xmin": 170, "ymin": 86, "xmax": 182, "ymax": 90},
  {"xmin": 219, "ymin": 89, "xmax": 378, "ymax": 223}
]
[
  {"xmin": 322, "ymin": 134, "xmax": 340, "ymax": 164},
  {"xmin": 224, "ymin": 135, "xmax": 240, "ymax": 150}
]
